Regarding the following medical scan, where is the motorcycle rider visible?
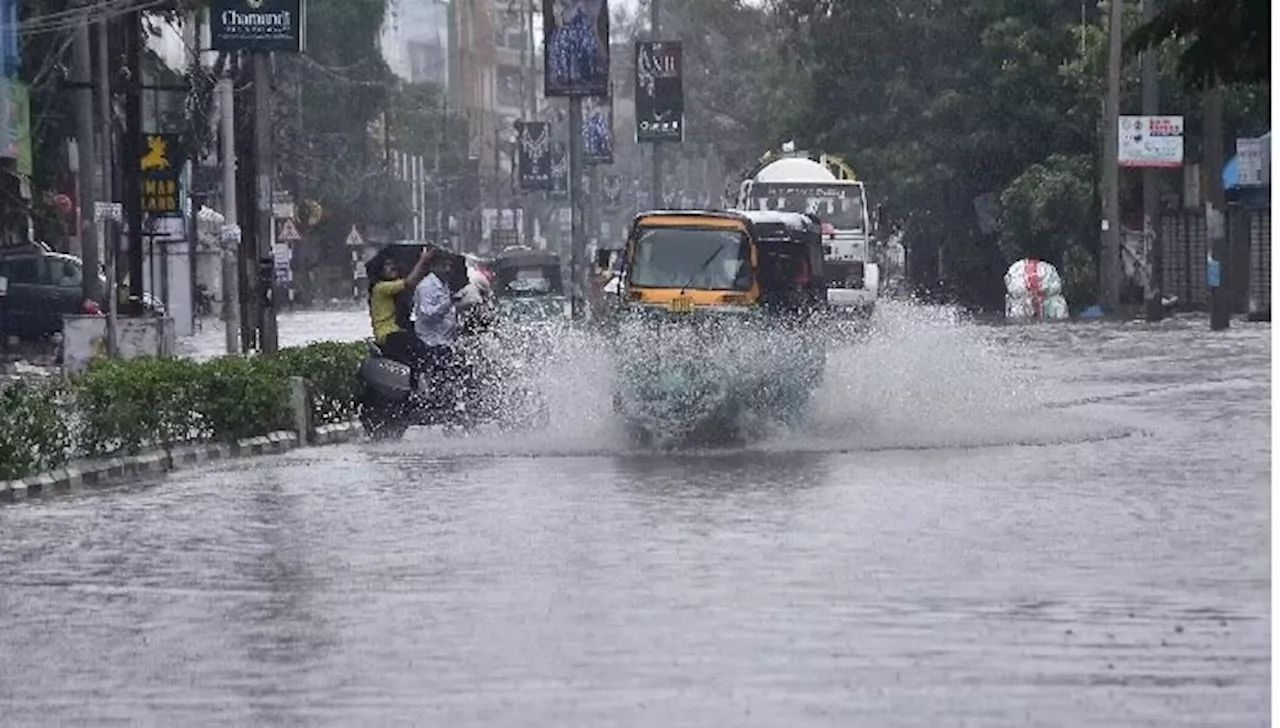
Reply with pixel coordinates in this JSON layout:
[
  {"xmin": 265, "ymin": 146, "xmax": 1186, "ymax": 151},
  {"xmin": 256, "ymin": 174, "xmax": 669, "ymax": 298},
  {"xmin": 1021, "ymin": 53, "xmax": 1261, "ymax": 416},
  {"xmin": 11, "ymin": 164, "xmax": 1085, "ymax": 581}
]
[
  {"xmin": 412, "ymin": 252, "xmax": 465, "ymax": 403},
  {"xmin": 368, "ymin": 245, "xmax": 435, "ymax": 375}
]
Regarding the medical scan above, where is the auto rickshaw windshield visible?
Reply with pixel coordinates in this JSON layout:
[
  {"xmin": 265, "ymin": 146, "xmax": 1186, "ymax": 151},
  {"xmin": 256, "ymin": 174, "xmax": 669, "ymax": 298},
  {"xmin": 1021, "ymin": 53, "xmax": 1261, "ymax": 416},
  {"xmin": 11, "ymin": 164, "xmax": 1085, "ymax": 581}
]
[{"xmin": 629, "ymin": 227, "xmax": 752, "ymax": 291}]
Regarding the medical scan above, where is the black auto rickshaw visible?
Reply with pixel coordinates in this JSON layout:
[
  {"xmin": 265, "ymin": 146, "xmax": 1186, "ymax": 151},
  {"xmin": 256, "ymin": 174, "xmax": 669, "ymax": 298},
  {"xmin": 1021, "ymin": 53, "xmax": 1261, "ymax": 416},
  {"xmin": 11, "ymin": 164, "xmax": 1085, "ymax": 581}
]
[{"xmin": 492, "ymin": 248, "xmax": 569, "ymax": 321}]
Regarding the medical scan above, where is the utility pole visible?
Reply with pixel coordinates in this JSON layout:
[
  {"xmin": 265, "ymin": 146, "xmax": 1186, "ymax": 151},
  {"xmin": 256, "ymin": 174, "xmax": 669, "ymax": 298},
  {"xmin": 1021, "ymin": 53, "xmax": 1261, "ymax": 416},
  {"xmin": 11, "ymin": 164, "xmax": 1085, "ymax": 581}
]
[
  {"xmin": 649, "ymin": 0, "xmax": 664, "ymax": 210},
  {"xmin": 1204, "ymin": 81, "xmax": 1229, "ymax": 330},
  {"xmin": 123, "ymin": 9, "xmax": 144, "ymax": 313},
  {"xmin": 436, "ymin": 95, "xmax": 446, "ymax": 243},
  {"xmin": 73, "ymin": 16, "xmax": 100, "ymax": 303},
  {"xmin": 96, "ymin": 19, "xmax": 117, "ymax": 356},
  {"xmin": 184, "ymin": 9, "xmax": 200, "ymax": 329},
  {"xmin": 253, "ymin": 53, "xmax": 278, "ymax": 353},
  {"xmin": 219, "ymin": 75, "xmax": 240, "ymax": 354},
  {"xmin": 521, "ymin": 0, "xmax": 537, "ymax": 247},
  {"xmin": 1100, "ymin": 0, "xmax": 1123, "ymax": 311},
  {"xmin": 1140, "ymin": 0, "xmax": 1164, "ymax": 322},
  {"xmin": 568, "ymin": 98, "xmax": 585, "ymax": 318}
]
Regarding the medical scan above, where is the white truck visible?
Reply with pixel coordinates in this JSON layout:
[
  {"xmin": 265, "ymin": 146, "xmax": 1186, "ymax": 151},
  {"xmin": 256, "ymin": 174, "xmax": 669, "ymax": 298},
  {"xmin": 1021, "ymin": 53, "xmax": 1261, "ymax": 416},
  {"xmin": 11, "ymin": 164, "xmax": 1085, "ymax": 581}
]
[{"xmin": 730, "ymin": 144, "xmax": 880, "ymax": 314}]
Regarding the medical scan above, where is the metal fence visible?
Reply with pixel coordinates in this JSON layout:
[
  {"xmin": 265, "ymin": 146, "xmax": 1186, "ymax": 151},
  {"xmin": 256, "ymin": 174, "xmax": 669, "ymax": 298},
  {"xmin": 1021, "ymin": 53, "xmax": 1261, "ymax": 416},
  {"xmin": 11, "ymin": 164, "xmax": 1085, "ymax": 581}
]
[{"xmin": 1160, "ymin": 205, "xmax": 1270, "ymax": 314}]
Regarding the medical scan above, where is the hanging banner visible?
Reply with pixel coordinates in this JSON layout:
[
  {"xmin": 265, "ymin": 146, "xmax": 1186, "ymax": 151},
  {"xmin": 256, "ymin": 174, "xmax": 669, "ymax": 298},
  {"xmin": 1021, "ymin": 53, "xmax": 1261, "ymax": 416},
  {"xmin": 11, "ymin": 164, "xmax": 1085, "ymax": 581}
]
[
  {"xmin": 542, "ymin": 0, "xmax": 611, "ymax": 97},
  {"xmin": 515, "ymin": 121, "xmax": 552, "ymax": 190},
  {"xmin": 210, "ymin": 0, "xmax": 307, "ymax": 53},
  {"xmin": 602, "ymin": 174, "xmax": 622, "ymax": 209},
  {"xmin": 635, "ymin": 41, "xmax": 684, "ymax": 143},
  {"xmin": 582, "ymin": 93, "xmax": 614, "ymax": 165},
  {"xmin": 549, "ymin": 142, "xmax": 569, "ymax": 199}
]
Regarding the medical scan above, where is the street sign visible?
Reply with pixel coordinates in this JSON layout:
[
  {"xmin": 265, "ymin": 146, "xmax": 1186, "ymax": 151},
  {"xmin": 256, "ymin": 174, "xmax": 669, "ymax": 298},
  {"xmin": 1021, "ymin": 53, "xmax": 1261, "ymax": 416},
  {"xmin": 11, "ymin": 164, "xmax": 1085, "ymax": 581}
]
[
  {"xmin": 345, "ymin": 225, "xmax": 364, "ymax": 247},
  {"xmin": 1119, "ymin": 115, "xmax": 1184, "ymax": 168},
  {"xmin": 93, "ymin": 201, "xmax": 123, "ymax": 222},
  {"xmin": 1236, "ymin": 137, "xmax": 1270, "ymax": 187},
  {"xmin": 273, "ymin": 202, "xmax": 295, "ymax": 219},
  {"xmin": 139, "ymin": 133, "xmax": 182, "ymax": 216},
  {"xmin": 277, "ymin": 217, "xmax": 302, "ymax": 242}
]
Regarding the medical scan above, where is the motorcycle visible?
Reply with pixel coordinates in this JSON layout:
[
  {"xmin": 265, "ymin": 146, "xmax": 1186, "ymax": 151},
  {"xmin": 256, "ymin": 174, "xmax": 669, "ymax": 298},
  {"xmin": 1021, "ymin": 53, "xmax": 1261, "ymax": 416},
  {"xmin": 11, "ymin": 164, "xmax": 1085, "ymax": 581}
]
[{"xmin": 356, "ymin": 293, "xmax": 550, "ymax": 440}]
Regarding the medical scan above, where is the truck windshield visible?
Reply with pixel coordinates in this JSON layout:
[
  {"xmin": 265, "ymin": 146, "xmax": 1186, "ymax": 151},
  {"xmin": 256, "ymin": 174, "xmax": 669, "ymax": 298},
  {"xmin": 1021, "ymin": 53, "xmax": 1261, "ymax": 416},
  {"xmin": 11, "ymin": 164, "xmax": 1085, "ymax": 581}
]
[
  {"xmin": 746, "ymin": 182, "xmax": 866, "ymax": 230},
  {"xmin": 629, "ymin": 227, "xmax": 752, "ymax": 291}
]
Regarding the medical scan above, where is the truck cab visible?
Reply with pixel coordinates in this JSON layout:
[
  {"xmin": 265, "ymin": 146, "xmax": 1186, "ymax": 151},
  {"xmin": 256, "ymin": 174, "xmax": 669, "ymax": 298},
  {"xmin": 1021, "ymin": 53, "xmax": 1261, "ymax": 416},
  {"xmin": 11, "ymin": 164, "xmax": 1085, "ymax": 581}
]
[{"xmin": 731, "ymin": 147, "xmax": 879, "ymax": 315}]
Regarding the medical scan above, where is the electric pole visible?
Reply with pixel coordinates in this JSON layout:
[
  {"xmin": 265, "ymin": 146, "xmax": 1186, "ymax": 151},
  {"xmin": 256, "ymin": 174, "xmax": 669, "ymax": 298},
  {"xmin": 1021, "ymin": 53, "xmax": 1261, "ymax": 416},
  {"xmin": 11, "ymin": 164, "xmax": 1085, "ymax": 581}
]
[
  {"xmin": 73, "ymin": 16, "xmax": 100, "ymax": 303},
  {"xmin": 253, "ymin": 53, "xmax": 278, "ymax": 353},
  {"xmin": 520, "ymin": 0, "xmax": 536, "ymax": 247},
  {"xmin": 568, "ymin": 98, "xmax": 584, "ymax": 318},
  {"xmin": 219, "ymin": 75, "xmax": 240, "ymax": 354},
  {"xmin": 96, "ymin": 19, "xmax": 117, "ymax": 356},
  {"xmin": 1204, "ymin": 81, "xmax": 1229, "ymax": 330},
  {"xmin": 1141, "ymin": 0, "xmax": 1164, "ymax": 322},
  {"xmin": 649, "ymin": 0, "xmax": 664, "ymax": 210},
  {"xmin": 1101, "ymin": 0, "xmax": 1123, "ymax": 311},
  {"xmin": 123, "ymin": 10, "xmax": 145, "ymax": 314}
]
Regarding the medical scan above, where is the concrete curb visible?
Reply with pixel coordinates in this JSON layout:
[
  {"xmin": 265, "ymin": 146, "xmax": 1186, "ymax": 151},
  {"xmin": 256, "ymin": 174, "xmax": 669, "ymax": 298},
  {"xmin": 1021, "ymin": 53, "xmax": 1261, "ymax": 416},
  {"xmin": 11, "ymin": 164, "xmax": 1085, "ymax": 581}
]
[{"xmin": 1, "ymin": 421, "xmax": 365, "ymax": 504}]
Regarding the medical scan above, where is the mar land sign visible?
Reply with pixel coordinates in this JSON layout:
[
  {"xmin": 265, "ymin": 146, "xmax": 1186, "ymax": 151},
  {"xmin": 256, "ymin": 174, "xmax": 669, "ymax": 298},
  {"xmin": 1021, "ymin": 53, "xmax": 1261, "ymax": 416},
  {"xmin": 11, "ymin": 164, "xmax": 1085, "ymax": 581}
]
[
  {"xmin": 1119, "ymin": 115, "xmax": 1184, "ymax": 168},
  {"xmin": 211, "ymin": 0, "xmax": 307, "ymax": 53}
]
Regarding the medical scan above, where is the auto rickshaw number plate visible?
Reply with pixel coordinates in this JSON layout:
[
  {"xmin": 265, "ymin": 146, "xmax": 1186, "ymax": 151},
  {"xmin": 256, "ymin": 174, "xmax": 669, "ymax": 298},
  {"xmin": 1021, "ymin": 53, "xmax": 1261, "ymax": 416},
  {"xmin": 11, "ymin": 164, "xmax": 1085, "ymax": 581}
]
[{"xmin": 669, "ymin": 296, "xmax": 694, "ymax": 314}]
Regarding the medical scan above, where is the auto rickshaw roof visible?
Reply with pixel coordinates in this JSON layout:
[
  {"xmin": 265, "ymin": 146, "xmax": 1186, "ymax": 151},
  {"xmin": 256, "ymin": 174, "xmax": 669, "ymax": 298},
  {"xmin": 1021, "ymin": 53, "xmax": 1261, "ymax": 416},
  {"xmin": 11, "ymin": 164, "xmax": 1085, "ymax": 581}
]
[{"xmin": 632, "ymin": 209, "xmax": 820, "ymax": 236}]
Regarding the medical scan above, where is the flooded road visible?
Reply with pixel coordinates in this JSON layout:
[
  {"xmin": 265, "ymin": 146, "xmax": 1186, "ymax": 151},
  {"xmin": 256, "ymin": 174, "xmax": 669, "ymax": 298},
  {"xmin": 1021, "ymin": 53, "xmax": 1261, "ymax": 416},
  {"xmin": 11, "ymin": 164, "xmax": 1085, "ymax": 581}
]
[{"xmin": 0, "ymin": 304, "xmax": 1269, "ymax": 726}]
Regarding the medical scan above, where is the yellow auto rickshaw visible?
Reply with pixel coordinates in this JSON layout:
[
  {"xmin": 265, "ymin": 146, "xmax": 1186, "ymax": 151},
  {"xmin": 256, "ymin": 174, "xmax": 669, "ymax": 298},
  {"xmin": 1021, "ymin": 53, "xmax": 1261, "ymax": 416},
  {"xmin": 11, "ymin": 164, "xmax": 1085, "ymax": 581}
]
[{"xmin": 600, "ymin": 208, "xmax": 828, "ymax": 318}]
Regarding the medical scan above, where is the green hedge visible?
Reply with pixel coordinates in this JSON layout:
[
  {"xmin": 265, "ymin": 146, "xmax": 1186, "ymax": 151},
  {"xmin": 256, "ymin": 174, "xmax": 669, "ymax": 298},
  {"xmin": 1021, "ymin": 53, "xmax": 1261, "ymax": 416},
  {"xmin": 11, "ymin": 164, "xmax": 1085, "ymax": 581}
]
[
  {"xmin": 0, "ymin": 340, "xmax": 367, "ymax": 480},
  {"xmin": 0, "ymin": 379, "xmax": 72, "ymax": 481}
]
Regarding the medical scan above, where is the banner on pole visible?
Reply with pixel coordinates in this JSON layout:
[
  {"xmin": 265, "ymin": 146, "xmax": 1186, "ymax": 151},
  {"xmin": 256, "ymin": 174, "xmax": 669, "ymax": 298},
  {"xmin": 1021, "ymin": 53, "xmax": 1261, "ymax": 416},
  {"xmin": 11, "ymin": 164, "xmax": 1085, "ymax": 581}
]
[
  {"xmin": 541, "ymin": 0, "xmax": 611, "ymax": 97},
  {"xmin": 549, "ymin": 142, "xmax": 569, "ymax": 199},
  {"xmin": 582, "ymin": 93, "xmax": 614, "ymax": 165},
  {"xmin": 635, "ymin": 41, "xmax": 684, "ymax": 143},
  {"xmin": 515, "ymin": 121, "xmax": 552, "ymax": 190}
]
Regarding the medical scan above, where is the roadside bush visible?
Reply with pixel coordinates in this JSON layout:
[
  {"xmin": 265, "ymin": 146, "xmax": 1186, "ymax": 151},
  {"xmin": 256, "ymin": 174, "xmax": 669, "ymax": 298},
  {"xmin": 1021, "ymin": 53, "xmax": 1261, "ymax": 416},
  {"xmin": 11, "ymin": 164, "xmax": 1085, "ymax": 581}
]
[
  {"xmin": 2, "ymin": 341, "xmax": 364, "ymax": 482},
  {"xmin": 0, "ymin": 380, "xmax": 71, "ymax": 480},
  {"xmin": 269, "ymin": 341, "xmax": 365, "ymax": 426},
  {"xmin": 74, "ymin": 357, "xmax": 204, "ymax": 456},
  {"xmin": 194, "ymin": 354, "xmax": 293, "ymax": 442}
]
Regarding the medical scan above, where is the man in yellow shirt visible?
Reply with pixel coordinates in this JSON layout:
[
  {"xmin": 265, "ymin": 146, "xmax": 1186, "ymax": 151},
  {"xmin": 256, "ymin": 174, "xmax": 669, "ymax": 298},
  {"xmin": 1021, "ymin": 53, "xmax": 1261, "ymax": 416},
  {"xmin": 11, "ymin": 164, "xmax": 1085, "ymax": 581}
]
[{"xmin": 368, "ymin": 245, "xmax": 435, "ymax": 372}]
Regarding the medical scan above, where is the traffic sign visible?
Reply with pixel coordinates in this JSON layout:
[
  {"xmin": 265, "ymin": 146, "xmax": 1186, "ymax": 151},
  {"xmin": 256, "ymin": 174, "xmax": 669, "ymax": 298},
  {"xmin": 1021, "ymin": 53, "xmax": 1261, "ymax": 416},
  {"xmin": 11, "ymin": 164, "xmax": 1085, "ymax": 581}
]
[
  {"xmin": 277, "ymin": 218, "xmax": 302, "ymax": 242},
  {"xmin": 345, "ymin": 225, "xmax": 364, "ymax": 247}
]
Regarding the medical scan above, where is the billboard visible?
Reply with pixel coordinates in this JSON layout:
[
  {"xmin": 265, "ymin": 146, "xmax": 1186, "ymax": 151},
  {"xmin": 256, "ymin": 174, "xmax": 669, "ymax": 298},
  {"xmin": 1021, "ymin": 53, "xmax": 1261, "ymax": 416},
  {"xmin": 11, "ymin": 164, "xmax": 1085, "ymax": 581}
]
[
  {"xmin": 515, "ymin": 121, "xmax": 552, "ymax": 191},
  {"xmin": 1119, "ymin": 115, "xmax": 1184, "ymax": 168},
  {"xmin": 210, "ymin": 0, "xmax": 307, "ymax": 53},
  {"xmin": 635, "ymin": 41, "xmax": 684, "ymax": 143},
  {"xmin": 542, "ymin": 0, "xmax": 610, "ymax": 97},
  {"xmin": 582, "ymin": 93, "xmax": 614, "ymax": 165}
]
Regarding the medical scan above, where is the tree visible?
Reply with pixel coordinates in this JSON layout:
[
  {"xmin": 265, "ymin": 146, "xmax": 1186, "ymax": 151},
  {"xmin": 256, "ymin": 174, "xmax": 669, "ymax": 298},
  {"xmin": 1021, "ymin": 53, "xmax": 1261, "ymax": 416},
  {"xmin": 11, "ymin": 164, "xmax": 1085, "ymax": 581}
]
[{"xmin": 1125, "ymin": 0, "xmax": 1269, "ymax": 89}]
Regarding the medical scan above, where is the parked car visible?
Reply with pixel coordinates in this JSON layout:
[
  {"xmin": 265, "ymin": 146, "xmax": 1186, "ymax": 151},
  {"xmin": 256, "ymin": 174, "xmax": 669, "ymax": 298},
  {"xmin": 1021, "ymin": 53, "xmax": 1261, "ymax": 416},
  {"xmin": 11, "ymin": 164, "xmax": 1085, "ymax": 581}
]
[{"xmin": 0, "ymin": 246, "xmax": 164, "ymax": 341}]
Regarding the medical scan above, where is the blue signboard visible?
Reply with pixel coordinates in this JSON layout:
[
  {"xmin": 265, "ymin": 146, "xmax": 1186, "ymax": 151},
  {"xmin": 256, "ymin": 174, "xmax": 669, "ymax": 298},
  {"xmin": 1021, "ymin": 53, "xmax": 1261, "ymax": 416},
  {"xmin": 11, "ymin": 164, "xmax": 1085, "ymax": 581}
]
[{"xmin": 0, "ymin": 0, "xmax": 18, "ymax": 76}]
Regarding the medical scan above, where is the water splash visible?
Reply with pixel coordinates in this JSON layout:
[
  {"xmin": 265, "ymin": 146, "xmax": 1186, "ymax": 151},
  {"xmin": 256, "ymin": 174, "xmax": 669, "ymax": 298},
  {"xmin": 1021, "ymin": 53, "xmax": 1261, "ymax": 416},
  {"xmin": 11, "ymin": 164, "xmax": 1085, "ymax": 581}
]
[{"xmin": 385, "ymin": 300, "xmax": 1123, "ymax": 457}]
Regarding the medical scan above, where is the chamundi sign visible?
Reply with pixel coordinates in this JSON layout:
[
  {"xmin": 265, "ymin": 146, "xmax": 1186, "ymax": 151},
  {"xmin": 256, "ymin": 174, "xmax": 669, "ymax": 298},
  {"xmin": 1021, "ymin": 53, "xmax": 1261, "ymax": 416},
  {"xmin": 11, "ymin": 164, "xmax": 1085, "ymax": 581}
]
[{"xmin": 211, "ymin": 0, "xmax": 307, "ymax": 52}]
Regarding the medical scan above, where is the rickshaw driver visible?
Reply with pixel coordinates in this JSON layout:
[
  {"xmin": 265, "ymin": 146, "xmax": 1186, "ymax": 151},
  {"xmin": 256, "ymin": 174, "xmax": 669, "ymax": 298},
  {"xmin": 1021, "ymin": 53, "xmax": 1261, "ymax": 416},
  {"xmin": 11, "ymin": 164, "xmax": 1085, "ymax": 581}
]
[{"xmin": 368, "ymin": 245, "xmax": 435, "ymax": 376}]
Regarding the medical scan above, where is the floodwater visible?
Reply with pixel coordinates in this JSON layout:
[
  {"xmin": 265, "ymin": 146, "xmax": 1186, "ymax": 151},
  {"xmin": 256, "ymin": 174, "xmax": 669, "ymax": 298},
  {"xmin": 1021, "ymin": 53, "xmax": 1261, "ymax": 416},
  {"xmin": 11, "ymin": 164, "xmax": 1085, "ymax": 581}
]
[{"xmin": 0, "ymin": 303, "xmax": 1270, "ymax": 726}]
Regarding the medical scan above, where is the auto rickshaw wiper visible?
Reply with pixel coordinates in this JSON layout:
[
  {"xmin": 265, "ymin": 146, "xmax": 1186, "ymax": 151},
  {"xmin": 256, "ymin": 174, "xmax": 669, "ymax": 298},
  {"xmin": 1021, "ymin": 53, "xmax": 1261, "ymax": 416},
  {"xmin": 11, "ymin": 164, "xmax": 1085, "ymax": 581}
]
[{"xmin": 679, "ymin": 247, "xmax": 731, "ymax": 296}]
